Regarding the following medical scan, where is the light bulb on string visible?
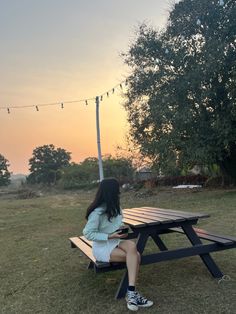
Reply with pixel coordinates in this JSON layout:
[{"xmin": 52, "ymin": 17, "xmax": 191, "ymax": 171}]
[
  {"xmin": 165, "ymin": 48, "xmax": 169, "ymax": 54},
  {"xmin": 1, "ymin": 79, "xmax": 130, "ymax": 113},
  {"xmin": 219, "ymin": 0, "xmax": 224, "ymax": 6},
  {"xmin": 196, "ymin": 18, "xmax": 201, "ymax": 26}
]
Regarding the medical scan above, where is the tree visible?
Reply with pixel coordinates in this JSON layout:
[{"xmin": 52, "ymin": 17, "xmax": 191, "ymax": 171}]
[
  {"xmin": 59, "ymin": 158, "xmax": 99, "ymax": 189},
  {"xmin": 27, "ymin": 144, "xmax": 71, "ymax": 185},
  {"xmin": 60, "ymin": 155, "xmax": 135, "ymax": 189},
  {"xmin": 0, "ymin": 154, "xmax": 11, "ymax": 186},
  {"xmin": 103, "ymin": 155, "xmax": 134, "ymax": 182},
  {"xmin": 124, "ymin": 0, "xmax": 236, "ymax": 180}
]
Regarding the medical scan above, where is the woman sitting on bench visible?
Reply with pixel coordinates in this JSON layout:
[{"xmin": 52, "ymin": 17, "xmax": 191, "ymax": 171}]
[{"xmin": 83, "ymin": 177, "xmax": 153, "ymax": 312}]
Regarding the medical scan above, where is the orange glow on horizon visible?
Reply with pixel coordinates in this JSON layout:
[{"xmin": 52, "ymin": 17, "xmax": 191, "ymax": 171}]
[
  {"xmin": 1, "ymin": 79, "xmax": 129, "ymax": 174},
  {"xmin": 0, "ymin": 0, "xmax": 169, "ymax": 174}
]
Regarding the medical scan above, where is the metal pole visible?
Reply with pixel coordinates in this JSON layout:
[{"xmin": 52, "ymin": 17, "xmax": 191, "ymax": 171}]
[{"xmin": 95, "ymin": 96, "xmax": 104, "ymax": 181}]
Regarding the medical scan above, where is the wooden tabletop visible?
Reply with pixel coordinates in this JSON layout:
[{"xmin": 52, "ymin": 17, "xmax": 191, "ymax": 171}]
[{"xmin": 122, "ymin": 207, "xmax": 209, "ymax": 228}]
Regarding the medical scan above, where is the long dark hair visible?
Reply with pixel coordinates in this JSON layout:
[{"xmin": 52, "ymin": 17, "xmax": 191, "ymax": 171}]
[{"xmin": 85, "ymin": 178, "xmax": 121, "ymax": 221}]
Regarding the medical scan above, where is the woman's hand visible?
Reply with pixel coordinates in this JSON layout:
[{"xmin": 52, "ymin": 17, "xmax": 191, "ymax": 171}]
[{"xmin": 108, "ymin": 231, "xmax": 128, "ymax": 239}]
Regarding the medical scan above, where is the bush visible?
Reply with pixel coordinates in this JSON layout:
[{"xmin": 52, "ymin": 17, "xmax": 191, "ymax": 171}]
[
  {"xmin": 158, "ymin": 175, "xmax": 208, "ymax": 186},
  {"xmin": 16, "ymin": 188, "xmax": 41, "ymax": 199},
  {"xmin": 137, "ymin": 175, "xmax": 208, "ymax": 187}
]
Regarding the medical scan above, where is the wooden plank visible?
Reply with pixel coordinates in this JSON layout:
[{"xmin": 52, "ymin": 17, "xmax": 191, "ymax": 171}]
[
  {"xmin": 122, "ymin": 217, "xmax": 146, "ymax": 227},
  {"xmin": 124, "ymin": 208, "xmax": 185, "ymax": 222},
  {"xmin": 69, "ymin": 237, "xmax": 96, "ymax": 263},
  {"xmin": 80, "ymin": 236, "xmax": 92, "ymax": 247},
  {"xmin": 123, "ymin": 212, "xmax": 160, "ymax": 225},
  {"xmin": 124, "ymin": 209, "xmax": 173, "ymax": 224},
  {"xmin": 124, "ymin": 209, "xmax": 172, "ymax": 222},
  {"xmin": 146, "ymin": 206, "xmax": 210, "ymax": 219},
  {"xmin": 130, "ymin": 207, "xmax": 191, "ymax": 221},
  {"xmin": 194, "ymin": 228, "xmax": 236, "ymax": 243},
  {"xmin": 70, "ymin": 237, "xmax": 111, "ymax": 268},
  {"xmin": 140, "ymin": 206, "xmax": 200, "ymax": 218},
  {"xmin": 170, "ymin": 228, "xmax": 233, "ymax": 245},
  {"xmin": 141, "ymin": 206, "xmax": 210, "ymax": 219},
  {"xmin": 130, "ymin": 207, "xmax": 196, "ymax": 219}
]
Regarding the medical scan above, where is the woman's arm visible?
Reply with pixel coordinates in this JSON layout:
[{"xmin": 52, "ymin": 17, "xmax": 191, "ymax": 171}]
[{"xmin": 83, "ymin": 211, "xmax": 109, "ymax": 241}]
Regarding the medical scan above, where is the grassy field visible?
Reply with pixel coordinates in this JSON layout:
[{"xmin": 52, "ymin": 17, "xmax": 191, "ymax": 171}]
[{"xmin": 0, "ymin": 187, "xmax": 236, "ymax": 314}]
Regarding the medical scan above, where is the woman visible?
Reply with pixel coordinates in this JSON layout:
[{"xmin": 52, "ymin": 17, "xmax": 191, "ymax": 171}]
[{"xmin": 83, "ymin": 178, "xmax": 153, "ymax": 311}]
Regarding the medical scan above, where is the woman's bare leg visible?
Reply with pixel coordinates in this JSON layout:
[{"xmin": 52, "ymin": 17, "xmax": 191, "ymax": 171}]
[
  {"xmin": 109, "ymin": 247, "xmax": 126, "ymax": 262},
  {"xmin": 118, "ymin": 240, "xmax": 139, "ymax": 286}
]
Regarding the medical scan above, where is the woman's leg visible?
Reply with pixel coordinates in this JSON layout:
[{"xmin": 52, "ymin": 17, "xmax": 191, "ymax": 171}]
[
  {"xmin": 109, "ymin": 247, "xmax": 126, "ymax": 262},
  {"xmin": 118, "ymin": 240, "xmax": 140, "ymax": 286},
  {"xmin": 111, "ymin": 243, "xmax": 153, "ymax": 308}
]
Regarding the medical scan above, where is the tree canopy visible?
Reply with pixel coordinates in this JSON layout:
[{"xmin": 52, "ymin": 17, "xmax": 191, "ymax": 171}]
[
  {"xmin": 124, "ymin": 0, "xmax": 236, "ymax": 179},
  {"xmin": 0, "ymin": 154, "xmax": 11, "ymax": 186},
  {"xmin": 27, "ymin": 144, "xmax": 71, "ymax": 185},
  {"xmin": 60, "ymin": 155, "xmax": 134, "ymax": 189}
]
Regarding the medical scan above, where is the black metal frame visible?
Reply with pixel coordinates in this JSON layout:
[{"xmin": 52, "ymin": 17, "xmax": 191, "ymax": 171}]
[
  {"xmin": 71, "ymin": 210, "xmax": 236, "ymax": 300},
  {"xmin": 114, "ymin": 219, "xmax": 236, "ymax": 299}
]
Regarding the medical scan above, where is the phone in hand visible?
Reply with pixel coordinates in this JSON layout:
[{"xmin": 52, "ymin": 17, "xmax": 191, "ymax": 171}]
[{"xmin": 116, "ymin": 227, "xmax": 129, "ymax": 234}]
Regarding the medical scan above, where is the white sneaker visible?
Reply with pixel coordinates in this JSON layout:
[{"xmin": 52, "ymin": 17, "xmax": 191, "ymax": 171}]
[
  {"xmin": 134, "ymin": 291, "xmax": 154, "ymax": 308},
  {"xmin": 126, "ymin": 290, "xmax": 139, "ymax": 311}
]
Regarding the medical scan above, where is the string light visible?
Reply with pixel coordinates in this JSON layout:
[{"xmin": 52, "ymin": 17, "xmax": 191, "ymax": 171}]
[
  {"xmin": 0, "ymin": 80, "xmax": 128, "ymax": 113},
  {"xmin": 196, "ymin": 18, "xmax": 201, "ymax": 26},
  {"xmin": 219, "ymin": 0, "xmax": 224, "ymax": 6}
]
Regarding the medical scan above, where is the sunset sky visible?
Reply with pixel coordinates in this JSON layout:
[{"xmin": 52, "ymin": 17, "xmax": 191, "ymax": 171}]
[{"xmin": 0, "ymin": 0, "xmax": 175, "ymax": 174}]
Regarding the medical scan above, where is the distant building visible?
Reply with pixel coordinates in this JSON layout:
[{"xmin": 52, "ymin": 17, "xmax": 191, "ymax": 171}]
[{"xmin": 135, "ymin": 167, "xmax": 154, "ymax": 181}]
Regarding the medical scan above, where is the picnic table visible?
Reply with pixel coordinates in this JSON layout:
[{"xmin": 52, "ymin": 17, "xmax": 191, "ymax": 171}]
[{"xmin": 70, "ymin": 206, "xmax": 236, "ymax": 299}]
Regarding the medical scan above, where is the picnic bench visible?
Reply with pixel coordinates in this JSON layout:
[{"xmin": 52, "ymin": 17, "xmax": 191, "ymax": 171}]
[{"xmin": 69, "ymin": 206, "xmax": 236, "ymax": 299}]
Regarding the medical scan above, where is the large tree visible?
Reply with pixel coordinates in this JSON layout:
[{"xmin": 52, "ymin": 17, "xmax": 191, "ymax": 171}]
[
  {"xmin": 124, "ymin": 0, "xmax": 236, "ymax": 179},
  {"xmin": 27, "ymin": 144, "xmax": 71, "ymax": 185},
  {"xmin": 0, "ymin": 154, "xmax": 11, "ymax": 186}
]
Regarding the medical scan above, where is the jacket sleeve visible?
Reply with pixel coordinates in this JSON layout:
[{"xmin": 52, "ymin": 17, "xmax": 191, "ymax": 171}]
[{"xmin": 83, "ymin": 211, "xmax": 109, "ymax": 241}]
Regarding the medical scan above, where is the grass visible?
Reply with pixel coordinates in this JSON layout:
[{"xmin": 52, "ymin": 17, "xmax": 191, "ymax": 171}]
[{"xmin": 0, "ymin": 187, "xmax": 236, "ymax": 314}]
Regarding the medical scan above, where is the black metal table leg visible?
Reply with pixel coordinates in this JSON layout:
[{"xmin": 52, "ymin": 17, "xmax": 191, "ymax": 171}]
[
  {"xmin": 87, "ymin": 261, "xmax": 94, "ymax": 269},
  {"xmin": 182, "ymin": 224, "xmax": 223, "ymax": 278},
  {"xmin": 136, "ymin": 232, "xmax": 150, "ymax": 254},
  {"xmin": 151, "ymin": 233, "xmax": 168, "ymax": 251},
  {"xmin": 115, "ymin": 271, "xmax": 129, "ymax": 299}
]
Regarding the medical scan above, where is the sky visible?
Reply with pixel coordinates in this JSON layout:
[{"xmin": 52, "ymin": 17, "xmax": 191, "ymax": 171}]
[{"xmin": 0, "ymin": 0, "xmax": 175, "ymax": 174}]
